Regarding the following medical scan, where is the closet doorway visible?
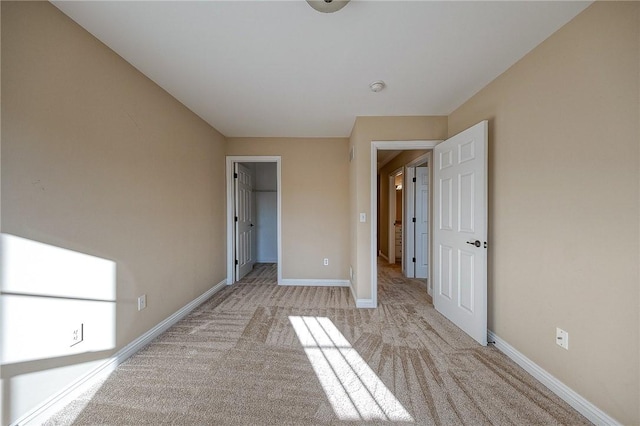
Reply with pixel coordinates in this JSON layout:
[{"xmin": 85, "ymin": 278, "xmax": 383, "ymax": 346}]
[{"xmin": 226, "ymin": 156, "xmax": 282, "ymax": 284}]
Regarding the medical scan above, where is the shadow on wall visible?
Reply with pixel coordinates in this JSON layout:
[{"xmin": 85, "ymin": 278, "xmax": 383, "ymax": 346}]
[{"xmin": 0, "ymin": 234, "xmax": 117, "ymax": 424}]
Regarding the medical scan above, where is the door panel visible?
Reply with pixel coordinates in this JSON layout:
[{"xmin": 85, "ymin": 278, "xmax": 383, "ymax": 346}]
[
  {"xmin": 433, "ymin": 121, "xmax": 487, "ymax": 346},
  {"xmin": 459, "ymin": 172, "xmax": 475, "ymax": 233},
  {"xmin": 458, "ymin": 250, "xmax": 474, "ymax": 313},
  {"xmin": 439, "ymin": 245, "xmax": 453, "ymax": 300},
  {"xmin": 439, "ymin": 178, "xmax": 453, "ymax": 231}
]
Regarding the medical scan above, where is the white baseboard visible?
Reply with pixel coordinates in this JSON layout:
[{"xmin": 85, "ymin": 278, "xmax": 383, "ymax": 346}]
[
  {"xmin": 256, "ymin": 258, "xmax": 277, "ymax": 264},
  {"xmin": 355, "ymin": 298, "xmax": 376, "ymax": 308},
  {"xmin": 348, "ymin": 279, "xmax": 357, "ymax": 304},
  {"xmin": 16, "ymin": 279, "xmax": 228, "ymax": 426},
  {"xmin": 488, "ymin": 330, "xmax": 620, "ymax": 426},
  {"xmin": 346, "ymin": 278, "xmax": 376, "ymax": 309},
  {"xmin": 379, "ymin": 252, "xmax": 389, "ymax": 262},
  {"xmin": 279, "ymin": 279, "xmax": 349, "ymax": 287}
]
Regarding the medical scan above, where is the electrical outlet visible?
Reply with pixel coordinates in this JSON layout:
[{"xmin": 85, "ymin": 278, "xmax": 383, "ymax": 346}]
[
  {"xmin": 70, "ymin": 323, "xmax": 84, "ymax": 347},
  {"xmin": 323, "ymin": 258, "xmax": 329, "ymax": 266},
  {"xmin": 138, "ymin": 294, "xmax": 147, "ymax": 311},
  {"xmin": 556, "ymin": 327, "xmax": 569, "ymax": 350}
]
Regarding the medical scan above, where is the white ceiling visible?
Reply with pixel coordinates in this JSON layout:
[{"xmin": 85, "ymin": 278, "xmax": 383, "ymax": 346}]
[{"xmin": 52, "ymin": 1, "xmax": 591, "ymax": 138}]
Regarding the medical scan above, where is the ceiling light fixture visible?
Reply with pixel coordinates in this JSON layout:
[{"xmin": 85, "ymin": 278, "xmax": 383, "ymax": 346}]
[
  {"xmin": 369, "ymin": 80, "xmax": 386, "ymax": 93},
  {"xmin": 306, "ymin": 0, "xmax": 350, "ymax": 14}
]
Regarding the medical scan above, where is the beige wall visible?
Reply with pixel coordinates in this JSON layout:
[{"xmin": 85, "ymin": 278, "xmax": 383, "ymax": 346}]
[
  {"xmin": 2, "ymin": 1, "xmax": 638, "ymax": 424},
  {"xmin": 349, "ymin": 117, "xmax": 447, "ymax": 301},
  {"xmin": 227, "ymin": 138, "xmax": 350, "ymax": 280},
  {"xmin": 1, "ymin": 2, "xmax": 227, "ymax": 424},
  {"xmin": 378, "ymin": 150, "xmax": 428, "ymax": 260},
  {"xmin": 448, "ymin": 2, "xmax": 639, "ymax": 424}
]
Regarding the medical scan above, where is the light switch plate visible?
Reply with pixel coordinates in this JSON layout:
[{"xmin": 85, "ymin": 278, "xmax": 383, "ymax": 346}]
[
  {"xmin": 556, "ymin": 327, "xmax": 569, "ymax": 350},
  {"xmin": 138, "ymin": 294, "xmax": 147, "ymax": 311}
]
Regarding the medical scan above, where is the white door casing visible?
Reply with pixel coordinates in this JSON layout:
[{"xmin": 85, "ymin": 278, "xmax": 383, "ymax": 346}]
[
  {"xmin": 370, "ymin": 141, "xmax": 440, "ymax": 309},
  {"xmin": 226, "ymin": 156, "xmax": 282, "ymax": 285},
  {"xmin": 415, "ymin": 166, "xmax": 429, "ymax": 279},
  {"xmin": 433, "ymin": 121, "xmax": 488, "ymax": 346},
  {"xmin": 235, "ymin": 163, "xmax": 255, "ymax": 280}
]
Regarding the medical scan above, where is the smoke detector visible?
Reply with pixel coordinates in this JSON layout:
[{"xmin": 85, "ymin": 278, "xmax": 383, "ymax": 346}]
[
  {"xmin": 306, "ymin": 0, "xmax": 350, "ymax": 13},
  {"xmin": 369, "ymin": 81, "xmax": 386, "ymax": 93}
]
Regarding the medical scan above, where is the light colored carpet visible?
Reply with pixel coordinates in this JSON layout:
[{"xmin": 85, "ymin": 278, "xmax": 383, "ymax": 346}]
[{"xmin": 46, "ymin": 261, "xmax": 589, "ymax": 425}]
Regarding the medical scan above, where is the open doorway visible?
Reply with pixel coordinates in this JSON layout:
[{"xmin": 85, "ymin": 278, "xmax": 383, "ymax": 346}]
[
  {"xmin": 387, "ymin": 168, "xmax": 404, "ymax": 266},
  {"xmin": 382, "ymin": 154, "xmax": 430, "ymax": 282},
  {"xmin": 373, "ymin": 122, "xmax": 488, "ymax": 344},
  {"xmin": 403, "ymin": 153, "xmax": 430, "ymax": 282},
  {"xmin": 226, "ymin": 156, "xmax": 282, "ymax": 285},
  {"xmin": 371, "ymin": 141, "xmax": 441, "ymax": 308}
]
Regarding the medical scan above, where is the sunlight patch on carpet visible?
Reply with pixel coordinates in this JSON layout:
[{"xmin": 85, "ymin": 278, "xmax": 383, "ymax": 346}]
[{"xmin": 290, "ymin": 316, "xmax": 413, "ymax": 422}]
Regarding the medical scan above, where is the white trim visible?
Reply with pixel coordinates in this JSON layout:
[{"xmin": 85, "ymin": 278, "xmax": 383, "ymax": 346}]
[
  {"xmin": 348, "ymin": 278, "xmax": 357, "ymax": 303},
  {"xmin": 15, "ymin": 279, "xmax": 228, "ymax": 426},
  {"xmin": 488, "ymin": 330, "xmax": 621, "ymax": 426},
  {"xmin": 226, "ymin": 156, "xmax": 282, "ymax": 285},
  {"xmin": 425, "ymin": 152, "xmax": 433, "ymax": 296},
  {"xmin": 347, "ymin": 281, "xmax": 375, "ymax": 309},
  {"xmin": 280, "ymin": 279, "xmax": 349, "ymax": 287},
  {"xmin": 355, "ymin": 298, "xmax": 376, "ymax": 308},
  {"xmin": 379, "ymin": 252, "xmax": 389, "ymax": 262},
  {"xmin": 370, "ymin": 140, "xmax": 441, "ymax": 310}
]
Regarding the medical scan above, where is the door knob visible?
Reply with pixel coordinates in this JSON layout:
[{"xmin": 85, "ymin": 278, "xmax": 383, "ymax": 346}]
[{"xmin": 466, "ymin": 240, "xmax": 481, "ymax": 247}]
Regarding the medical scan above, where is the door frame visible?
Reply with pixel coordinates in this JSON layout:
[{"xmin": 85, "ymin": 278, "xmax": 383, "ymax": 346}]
[
  {"xmin": 226, "ymin": 156, "xmax": 282, "ymax": 285},
  {"xmin": 371, "ymin": 141, "xmax": 441, "ymax": 307},
  {"xmin": 388, "ymin": 167, "xmax": 403, "ymax": 265}
]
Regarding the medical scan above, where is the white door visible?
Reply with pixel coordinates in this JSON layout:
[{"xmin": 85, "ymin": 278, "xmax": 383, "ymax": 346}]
[
  {"xmin": 404, "ymin": 167, "xmax": 415, "ymax": 278},
  {"xmin": 415, "ymin": 166, "xmax": 429, "ymax": 279},
  {"xmin": 235, "ymin": 163, "xmax": 255, "ymax": 280},
  {"xmin": 433, "ymin": 121, "xmax": 488, "ymax": 346}
]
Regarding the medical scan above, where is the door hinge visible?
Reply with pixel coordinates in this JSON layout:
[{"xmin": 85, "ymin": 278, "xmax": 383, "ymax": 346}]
[
  {"xmin": 235, "ymin": 216, "xmax": 238, "ymax": 222},
  {"xmin": 412, "ymin": 257, "xmax": 416, "ymax": 263},
  {"xmin": 484, "ymin": 241, "xmax": 488, "ymax": 248},
  {"xmin": 412, "ymin": 177, "xmax": 416, "ymax": 183},
  {"xmin": 234, "ymin": 173, "xmax": 238, "ymax": 179},
  {"xmin": 235, "ymin": 259, "xmax": 239, "ymax": 265},
  {"xmin": 412, "ymin": 217, "xmax": 416, "ymax": 223}
]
